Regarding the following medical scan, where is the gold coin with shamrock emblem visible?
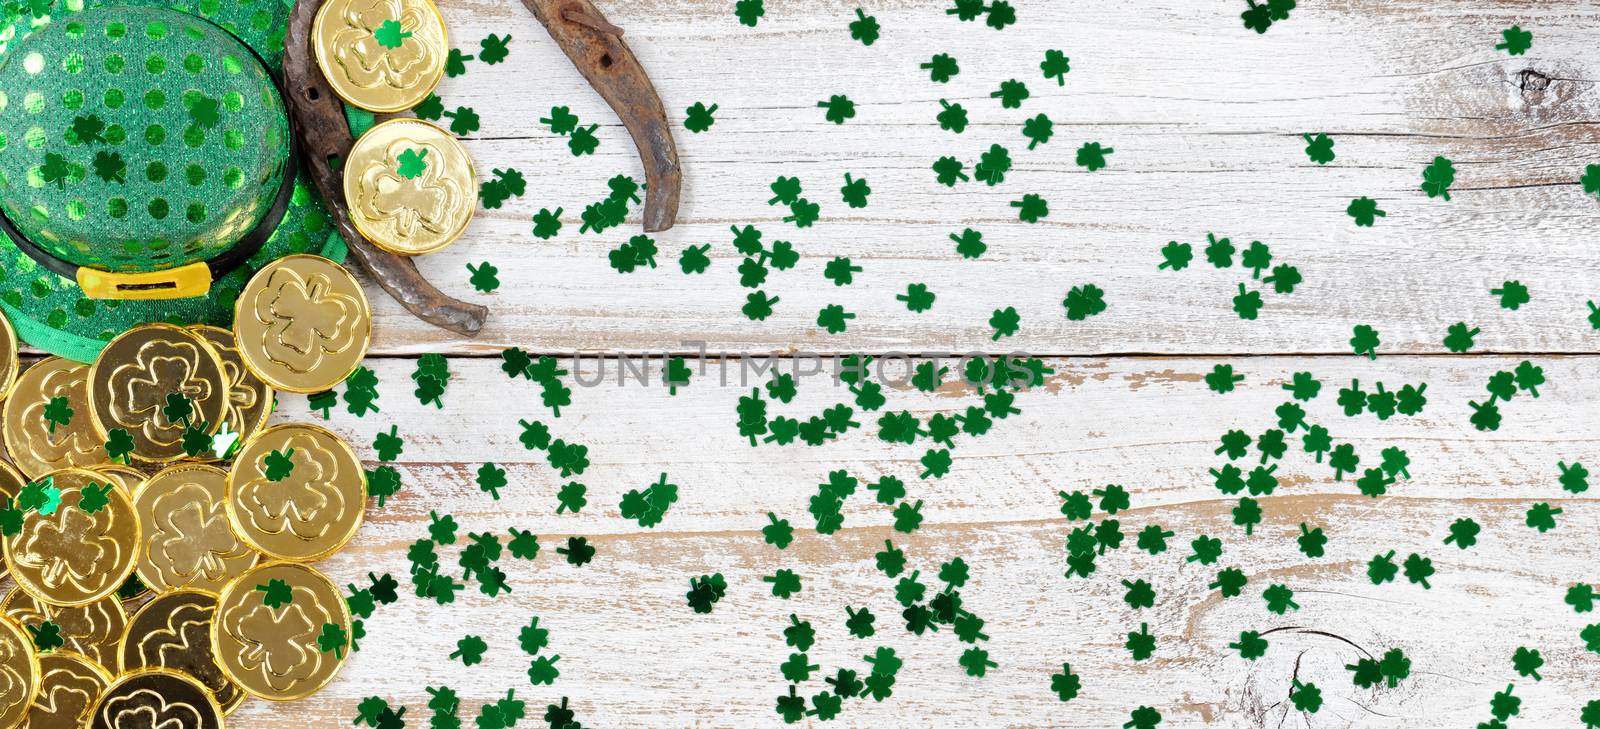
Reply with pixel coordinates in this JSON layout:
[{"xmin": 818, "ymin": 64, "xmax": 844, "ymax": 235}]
[
  {"xmin": 2, "ymin": 590, "xmax": 126, "ymax": 676},
  {"xmin": 233, "ymin": 255, "xmax": 372, "ymax": 394},
  {"xmin": 87, "ymin": 324, "xmax": 228, "ymax": 464},
  {"xmin": 132, "ymin": 464, "xmax": 259, "ymax": 595},
  {"xmin": 0, "ymin": 614, "xmax": 40, "ymax": 726},
  {"xmin": 119, "ymin": 590, "xmax": 245, "ymax": 714},
  {"xmin": 88, "ymin": 668, "xmax": 221, "ymax": 729},
  {"xmin": 19, "ymin": 651, "xmax": 110, "ymax": 728},
  {"xmin": 2, "ymin": 358, "xmax": 105, "ymax": 478},
  {"xmin": 211, "ymin": 561, "xmax": 350, "ymax": 701},
  {"xmin": 313, "ymin": 0, "xmax": 448, "ymax": 113},
  {"xmin": 191, "ymin": 325, "xmax": 275, "ymax": 451},
  {"xmin": 344, "ymin": 118, "xmax": 477, "ymax": 256},
  {"xmin": 0, "ymin": 308, "xmax": 17, "ymax": 403},
  {"xmin": 225, "ymin": 423, "xmax": 364, "ymax": 561},
  {"xmin": 3, "ymin": 468, "xmax": 141, "ymax": 606}
]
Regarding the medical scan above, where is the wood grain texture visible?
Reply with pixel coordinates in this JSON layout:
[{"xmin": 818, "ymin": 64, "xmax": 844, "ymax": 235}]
[
  {"xmin": 335, "ymin": 0, "xmax": 1600, "ymax": 356},
  {"xmin": 230, "ymin": 355, "xmax": 1600, "ymax": 727}
]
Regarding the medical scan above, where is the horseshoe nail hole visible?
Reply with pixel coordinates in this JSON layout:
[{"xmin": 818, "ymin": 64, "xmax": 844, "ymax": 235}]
[
  {"xmin": 326, "ymin": 154, "xmax": 342, "ymax": 171},
  {"xmin": 599, "ymin": 53, "xmax": 614, "ymax": 68},
  {"xmin": 307, "ymin": 87, "xmax": 320, "ymax": 101}
]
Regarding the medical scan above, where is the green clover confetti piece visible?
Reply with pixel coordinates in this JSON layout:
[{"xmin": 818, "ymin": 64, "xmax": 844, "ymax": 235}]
[
  {"xmin": 445, "ymin": 48, "xmax": 473, "ymax": 77},
  {"xmin": 783, "ymin": 614, "xmax": 815, "ymax": 652},
  {"xmin": 0, "ymin": 501, "xmax": 22, "ymax": 537},
  {"xmin": 1211, "ymin": 567, "xmax": 1248, "ymax": 597},
  {"xmin": 1158, "ymin": 240, "xmax": 1195, "ymax": 271},
  {"xmin": 77, "ymin": 482, "xmax": 113, "ymax": 514},
  {"xmin": 818, "ymin": 95, "xmax": 856, "ymax": 124},
  {"xmin": 1203, "ymin": 233, "xmax": 1235, "ymax": 268},
  {"xmin": 1492, "ymin": 280, "xmax": 1530, "ymax": 310},
  {"xmin": 947, "ymin": 0, "xmax": 983, "ymax": 21},
  {"xmin": 922, "ymin": 53, "xmax": 959, "ymax": 82},
  {"xmin": 412, "ymin": 93, "xmax": 444, "ymax": 120},
  {"xmin": 1076, "ymin": 142, "xmax": 1112, "ymax": 171},
  {"xmin": 1347, "ymin": 197, "xmax": 1385, "ymax": 226},
  {"xmin": 992, "ymin": 79, "xmax": 1029, "ymax": 108},
  {"xmin": 1263, "ymin": 583, "xmax": 1299, "ymax": 614},
  {"xmin": 1496, "ymin": 25, "xmax": 1532, "ymax": 55},
  {"xmin": 1062, "ymin": 284, "xmax": 1107, "ymax": 320},
  {"xmin": 40, "ymin": 396, "xmax": 72, "ymax": 434},
  {"xmin": 1444, "ymin": 322, "xmax": 1480, "ymax": 352},
  {"xmin": 840, "ymin": 173, "xmax": 871, "ymax": 208},
  {"xmin": 263, "ymin": 448, "xmax": 296, "ymax": 482},
  {"xmin": 735, "ymin": 0, "xmax": 764, "ymax": 26},
  {"xmin": 684, "ymin": 102, "xmax": 717, "ymax": 133},
  {"xmin": 1491, "ymin": 684, "xmax": 1521, "ymax": 721},
  {"xmin": 1470, "ymin": 399, "xmax": 1503, "ymax": 431},
  {"xmin": 527, "ymin": 655, "xmax": 561, "ymax": 685},
  {"xmin": 162, "ymin": 393, "xmax": 194, "ymax": 427},
  {"xmin": 1303, "ymin": 133, "xmax": 1335, "ymax": 164},
  {"xmin": 1526, "ymin": 502, "xmax": 1562, "ymax": 532},
  {"xmin": 986, "ymin": 0, "xmax": 1017, "ymax": 28},
  {"xmin": 372, "ymin": 426, "xmax": 403, "ymax": 462},
  {"xmin": 479, "ymin": 33, "xmax": 510, "ymax": 64},
  {"xmin": 1560, "ymin": 461, "xmax": 1590, "ymax": 494},
  {"xmin": 1241, "ymin": 0, "xmax": 1294, "ymax": 33},
  {"xmin": 934, "ymin": 99, "xmax": 969, "ymax": 134},
  {"xmin": 817, "ymin": 305, "xmax": 855, "ymax": 334},
  {"xmin": 558, "ymin": 536, "xmax": 595, "ymax": 566},
  {"xmin": 932, "ymin": 156, "xmax": 968, "ymax": 186},
  {"xmin": 1233, "ymin": 284, "xmax": 1263, "ymax": 320},
  {"xmin": 1121, "ymin": 579, "xmax": 1155, "ymax": 609},
  {"xmin": 178, "ymin": 422, "xmax": 213, "ymax": 459},
  {"xmin": 568, "ymin": 124, "xmax": 600, "ymax": 156},
  {"xmin": 849, "ymin": 8, "xmax": 880, "ymax": 45},
  {"xmin": 1265, "ymin": 263, "xmax": 1302, "ymax": 293},
  {"xmin": 1350, "ymin": 324, "xmax": 1381, "ymax": 359},
  {"xmin": 975, "ymin": 144, "xmax": 1014, "ymax": 185},
  {"xmin": 1231, "ymin": 630, "xmax": 1268, "ymax": 660},
  {"xmin": 1569, "ymin": 584, "xmax": 1595, "ymax": 612},
  {"xmin": 255, "ymin": 578, "xmax": 293, "ymax": 609},
  {"xmin": 1205, "ymin": 364, "xmax": 1244, "ymax": 394},
  {"xmin": 395, "ymin": 147, "xmax": 428, "ymax": 179},
  {"xmin": 374, "ymin": 19, "xmax": 411, "ymax": 49},
  {"xmin": 1402, "ymin": 552, "xmax": 1434, "ymax": 587},
  {"xmin": 28, "ymin": 621, "xmax": 63, "ymax": 652},
  {"xmin": 1011, "ymin": 193, "xmax": 1049, "ymax": 222},
  {"xmin": 102, "ymin": 428, "xmax": 135, "ymax": 464},
  {"xmin": 1285, "ymin": 679, "xmax": 1322, "ymax": 713},
  {"xmin": 1022, "ymin": 113, "xmax": 1054, "ymax": 149},
  {"xmin": 1511, "ymin": 646, "xmax": 1543, "ymax": 680},
  {"xmin": 989, "ymin": 307, "xmax": 1021, "ymax": 340},
  {"xmin": 1124, "ymin": 622, "xmax": 1156, "ymax": 660},
  {"xmin": 92, "ymin": 151, "xmax": 126, "ymax": 183},
  {"xmin": 1422, "ymin": 155, "xmax": 1456, "ymax": 200},
  {"xmin": 765, "ymin": 569, "xmax": 802, "ymax": 599},
  {"xmin": 451, "ymin": 635, "xmax": 487, "ymax": 666},
  {"xmin": 39, "ymin": 153, "xmax": 71, "ymax": 189}
]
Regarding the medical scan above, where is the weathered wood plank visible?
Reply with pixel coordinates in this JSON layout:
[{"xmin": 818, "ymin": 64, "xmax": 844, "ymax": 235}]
[
  {"xmin": 228, "ymin": 355, "xmax": 1600, "ymax": 727},
  {"xmin": 333, "ymin": 0, "xmax": 1600, "ymax": 356}
]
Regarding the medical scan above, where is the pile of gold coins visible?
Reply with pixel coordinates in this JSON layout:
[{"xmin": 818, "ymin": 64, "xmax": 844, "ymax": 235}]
[
  {"xmin": 314, "ymin": 0, "xmax": 478, "ymax": 256},
  {"xmin": 0, "ymin": 253, "xmax": 374, "ymax": 725}
]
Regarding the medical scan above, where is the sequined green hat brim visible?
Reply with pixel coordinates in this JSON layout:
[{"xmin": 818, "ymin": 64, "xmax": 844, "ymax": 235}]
[{"xmin": 0, "ymin": 0, "xmax": 348, "ymax": 363}]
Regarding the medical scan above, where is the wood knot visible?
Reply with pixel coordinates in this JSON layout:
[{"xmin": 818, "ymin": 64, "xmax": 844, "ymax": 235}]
[{"xmin": 1518, "ymin": 69, "xmax": 1551, "ymax": 99}]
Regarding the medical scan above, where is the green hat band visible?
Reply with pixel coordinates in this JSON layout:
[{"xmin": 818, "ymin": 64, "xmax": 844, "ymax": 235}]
[{"xmin": 0, "ymin": 5, "xmax": 289, "ymax": 273}]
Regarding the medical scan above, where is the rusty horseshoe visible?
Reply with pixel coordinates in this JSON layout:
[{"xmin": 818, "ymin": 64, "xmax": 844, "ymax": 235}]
[{"xmin": 282, "ymin": 0, "xmax": 682, "ymax": 334}]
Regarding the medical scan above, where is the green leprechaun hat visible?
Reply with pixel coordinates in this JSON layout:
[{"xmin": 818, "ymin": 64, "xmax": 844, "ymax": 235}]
[{"xmin": 0, "ymin": 0, "xmax": 346, "ymax": 363}]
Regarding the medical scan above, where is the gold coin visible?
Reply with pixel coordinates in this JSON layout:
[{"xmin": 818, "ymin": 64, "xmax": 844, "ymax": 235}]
[
  {"xmin": 211, "ymin": 561, "xmax": 350, "ymax": 701},
  {"xmin": 87, "ymin": 324, "xmax": 228, "ymax": 464},
  {"xmin": 0, "ymin": 614, "xmax": 40, "ymax": 725},
  {"xmin": 233, "ymin": 255, "xmax": 372, "ymax": 394},
  {"xmin": 133, "ymin": 464, "xmax": 260, "ymax": 595},
  {"xmin": 119, "ymin": 590, "xmax": 245, "ymax": 714},
  {"xmin": 0, "ymin": 307, "xmax": 18, "ymax": 403},
  {"xmin": 2, "ymin": 358, "xmax": 105, "ymax": 478},
  {"xmin": 2, "ymin": 590, "xmax": 126, "ymax": 676},
  {"xmin": 192, "ymin": 326, "xmax": 274, "ymax": 453},
  {"xmin": 20, "ymin": 651, "xmax": 110, "ymax": 728},
  {"xmin": 3, "ymin": 468, "xmax": 141, "ymax": 606},
  {"xmin": 344, "ymin": 118, "xmax": 477, "ymax": 255},
  {"xmin": 225, "ymin": 423, "xmax": 364, "ymax": 562},
  {"xmin": 312, "ymin": 0, "xmax": 447, "ymax": 113},
  {"xmin": 88, "ymin": 668, "xmax": 222, "ymax": 729}
]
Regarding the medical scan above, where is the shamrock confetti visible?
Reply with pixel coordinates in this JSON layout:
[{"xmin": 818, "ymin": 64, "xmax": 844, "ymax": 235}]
[{"xmin": 684, "ymin": 102, "xmax": 718, "ymax": 133}]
